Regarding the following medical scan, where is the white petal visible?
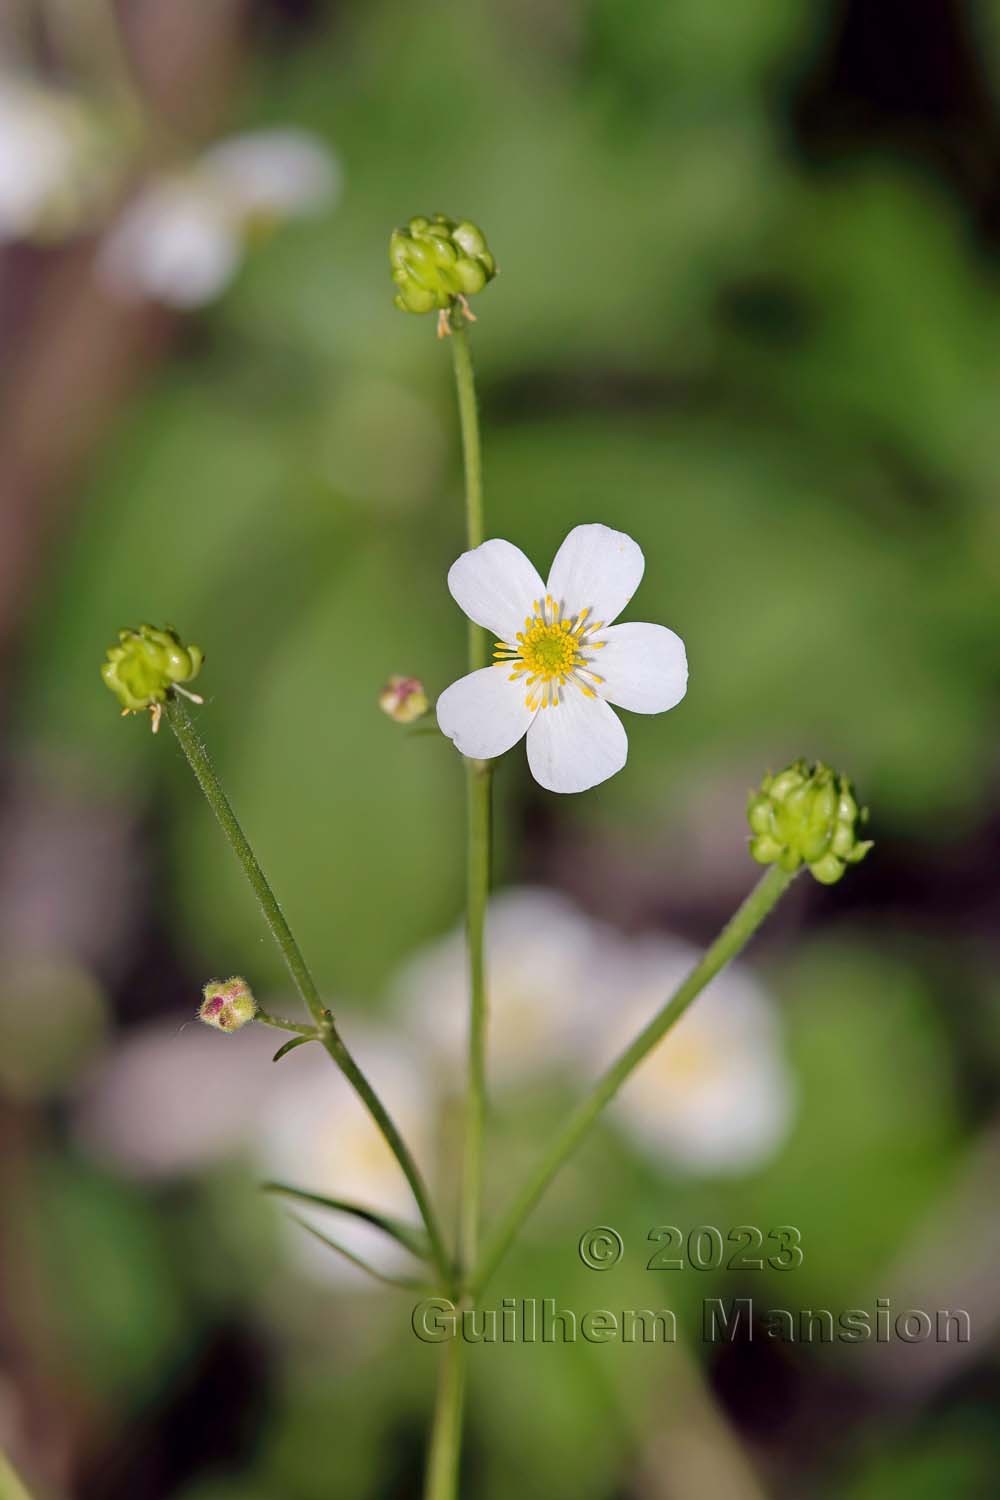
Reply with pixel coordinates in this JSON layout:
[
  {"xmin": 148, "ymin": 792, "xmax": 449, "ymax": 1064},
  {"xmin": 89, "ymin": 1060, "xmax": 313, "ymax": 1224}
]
[
  {"xmin": 545, "ymin": 523, "xmax": 644, "ymax": 625},
  {"xmin": 436, "ymin": 665, "xmax": 535, "ymax": 759},
  {"xmin": 595, "ymin": 622, "xmax": 688, "ymax": 714},
  {"xmin": 526, "ymin": 689, "xmax": 627, "ymax": 793},
  {"xmin": 447, "ymin": 539, "xmax": 546, "ymax": 640}
]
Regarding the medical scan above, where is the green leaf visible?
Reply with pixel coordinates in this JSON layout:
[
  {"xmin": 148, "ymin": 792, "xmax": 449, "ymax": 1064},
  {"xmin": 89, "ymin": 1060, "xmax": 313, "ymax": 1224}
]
[
  {"xmin": 262, "ymin": 1181, "xmax": 433, "ymax": 1261},
  {"xmin": 285, "ymin": 1213, "xmax": 433, "ymax": 1292},
  {"xmin": 271, "ymin": 1035, "xmax": 319, "ymax": 1063}
]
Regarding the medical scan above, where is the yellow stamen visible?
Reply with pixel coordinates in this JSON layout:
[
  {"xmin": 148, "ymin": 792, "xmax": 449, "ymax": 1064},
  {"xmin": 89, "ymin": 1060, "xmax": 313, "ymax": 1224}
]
[{"xmin": 498, "ymin": 596, "xmax": 607, "ymax": 709}]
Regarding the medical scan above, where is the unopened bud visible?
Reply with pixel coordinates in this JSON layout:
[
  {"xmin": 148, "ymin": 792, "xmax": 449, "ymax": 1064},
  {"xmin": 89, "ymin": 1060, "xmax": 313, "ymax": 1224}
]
[
  {"xmin": 379, "ymin": 675, "xmax": 430, "ymax": 724},
  {"xmin": 199, "ymin": 976, "xmax": 257, "ymax": 1032},
  {"xmin": 101, "ymin": 624, "xmax": 203, "ymax": 723},
  {"xmin": 390, "ymin": 213, "xmax": 496, "ymax": 315},
  {"xmin": 748, "ymin": 759, "xmax": 872, "ymax": 885}
]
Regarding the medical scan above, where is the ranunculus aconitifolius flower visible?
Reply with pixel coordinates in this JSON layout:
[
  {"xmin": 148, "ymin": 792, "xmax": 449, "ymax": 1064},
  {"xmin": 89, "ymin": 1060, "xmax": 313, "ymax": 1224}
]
[{"xmin": 436, "ymin": 523, "xmax": 688, "ymax": 793}]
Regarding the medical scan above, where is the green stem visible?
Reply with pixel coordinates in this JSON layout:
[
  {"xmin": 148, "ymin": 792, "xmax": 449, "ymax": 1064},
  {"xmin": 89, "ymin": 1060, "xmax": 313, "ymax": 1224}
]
[
  {"xmin": 460, "ymin": 757, "xmax": 491, "ymax": 1273},
  {"xmin": 255, "ymin": 1008, "xmax": 316, "ymax": 1036},
  {"xmin": 423, "ymin": 308, "xmax": 491, "ymax": 1500},
  {"xmin": 423, "ymin": 1328, "xmax": 467, "ymax": 1500},
  {"xmin": 450, "ymin": 317, "xmax": 485, "ymax": 586},
  {"xmin": 474, "ymin": 865, "xmax": 797, "ymax": 1294},
  {"xmin": 164, "ymin": 695, "xmax": 452, "ymax": 1287},
  {"xmin": 449, "ymin": 312, "xmax": 492, "ymax": 1276}
]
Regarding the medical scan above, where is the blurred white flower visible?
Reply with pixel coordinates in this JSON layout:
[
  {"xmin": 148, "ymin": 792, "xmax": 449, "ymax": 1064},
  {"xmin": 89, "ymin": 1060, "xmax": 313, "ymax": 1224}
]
[
  {"xmin": 394, "ymin": 888, "xmax": 792, "ymax": 1174},
  {"xmin": 74, "ymin": 1007, "xmax": 433, "ymax": 1291},
  {"xmin": 595, "ymin": 936, "xmax": 795, "ymax": 1174},
  {"xmin": 97, "ymin": 127, "xmax": 339, "ymax": 307},
  {"xmin": 255, "ymin": 1032, "xmax": 435, "ymax": 1287},
  {"xmin": 97, "ymin": 177, "xmax": 239, "ymax": 307},
  {"xmin": 75, "ymin": 1015, "xmax": 276, "ymax": 1177},
  {"xmin": 0, "ymin": 74, "xmax": 115, "ymax": 242},
  {"xmin": 393, "ymin": 887, "xmax": 610, "ymax": 1087},
  {"xmin": 199, "ymin": 129, "xmax": 338, "ymax": 219}
]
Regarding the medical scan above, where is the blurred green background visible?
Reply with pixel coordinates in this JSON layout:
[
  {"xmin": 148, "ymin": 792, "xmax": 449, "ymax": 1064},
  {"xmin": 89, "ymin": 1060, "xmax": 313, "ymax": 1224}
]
[{"xmin": 1, "ymin": 1, "xmax": 999, "ymax": 1496}]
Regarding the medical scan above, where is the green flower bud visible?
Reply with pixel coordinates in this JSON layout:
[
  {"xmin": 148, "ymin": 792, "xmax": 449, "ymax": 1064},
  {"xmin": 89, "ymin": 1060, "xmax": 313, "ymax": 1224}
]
[
  {"xmin": 390, "ymin": 213, "xmax": 496, "ymax": 326},
  {"xmin": 101, "ymin": 624, "xmax": 203, "ymax": 731},
  {"xmin": 747, "ymin": 759, "xmax": 872, "ymax": 885},
  {"xmin": 199, "ymin": 976, "xmax": 257, "ymax": 1032}
]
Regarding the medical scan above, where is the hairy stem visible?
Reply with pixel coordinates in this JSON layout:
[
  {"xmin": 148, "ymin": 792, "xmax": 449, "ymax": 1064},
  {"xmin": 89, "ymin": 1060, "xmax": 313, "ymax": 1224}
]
[
  {"xmin": 255, "ymin": 1008, "xmax": 316, "ymax": 1036},
  {"xmin": 164, "ymin": 695, "xmax": 451, "ymax": 1286}
]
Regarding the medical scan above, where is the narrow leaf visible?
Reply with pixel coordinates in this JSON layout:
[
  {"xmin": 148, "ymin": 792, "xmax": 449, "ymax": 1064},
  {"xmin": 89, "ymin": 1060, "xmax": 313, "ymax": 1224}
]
[
  {"xmin": 272, "ymin": 1035, "xmax": 318, "ymax": 1063},
  {"xmin": 286, "ymin": 1214, "xmax": 433, "ymax": 1292},
  {"xmin": 262, "ymin": 1181, "xmax": 432, "ymax": 1260}
]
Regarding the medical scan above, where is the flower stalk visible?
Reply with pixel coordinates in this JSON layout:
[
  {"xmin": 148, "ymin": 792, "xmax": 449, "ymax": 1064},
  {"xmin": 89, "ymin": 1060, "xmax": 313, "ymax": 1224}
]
[
  {"xmin": 163, "ymin": 695, "xmax": 452, "ymax": 1286},
  {"xmin": 423, "ymin": 293, "xmax": 493, "ymax": 1500},
  {"xmin": 424, "ymin": 1328, "xmax": 467, "ymax": 1500},
  {"xmin": 473, "ymin": 863, "xmax": 798, "ymax": 1294},
  {"xmin": 449, "ymin": 307, "xmax": 492, "ymax": 1274},
  {"xmin": 449, "ymin": 315, "xmax": 486, "ymax": 612}
]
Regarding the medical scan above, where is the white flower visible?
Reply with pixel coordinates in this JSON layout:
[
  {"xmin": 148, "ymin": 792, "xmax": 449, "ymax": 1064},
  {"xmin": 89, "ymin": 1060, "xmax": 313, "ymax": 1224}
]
[
  {"xmin": 96, "ymin": 128, "xmax": 339, "ymax": 307},
  {"xmin": 0, "ymin": 74, "xmax": 113, "ymax": 242},
  {"xmin": 97, "ymin": 177, "xmax": 240, "ymax": 307},
  {"xmin": 436, "ymin": 524, "xmax": 687, "ymax": 793},
  {"xmin": 76, "ymin": 1007, "xmax": 435, "ymax": 1286},
  {"xmin": 594, "ymin": 936, "xmax": 795, "ymax": 1174},
  {"xmin": 394, "ymin": 887, "xmax": 610, "ymax": 1086},
  {"xmin": 199, "ymin": 129, "xmax": 338, "ymax": 219},
  {"xmin": 255, "ymin": 1033, "xmax": 435, "ymax": 1287},
  {"xmin": 75, "ymin": 1016, "xmax": 276, "ymax": 1178}
]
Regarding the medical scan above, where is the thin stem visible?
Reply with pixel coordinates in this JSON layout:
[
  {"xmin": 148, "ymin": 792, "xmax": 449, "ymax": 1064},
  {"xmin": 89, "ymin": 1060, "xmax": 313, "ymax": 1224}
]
[
  {"xmin": 423, "ymin": 1329, "xmax": 467, "ymax": 1500},
  {"xmin": 425, "ymin": 307, "xmax": 491, "ymax": 1500},
  {"xmin": 449, "ymin": 312, "xmax": 493, "ymax": 1276},
  {"xmin": 165, "ymin": 697, "xmax": 326, "ymax": 1026},
  {"xmin": 255, "ymin": 1008, "xmax": 316, "ymax": 1036},
  {"xmin": 164, "ymin": 695, "xmax": 452, "ymax": 1287},
  {"xmin": 460, "ymin": 757, "xmax": 491, "ymax": 1272},
  {"xmin": 450, "ymin": 316, "xmax": 485, "ymax": 567},
  {"xmin": 324, "ymin": 1025, "xmax": 452, "ymax": 1284},
  {"xmin": 474, "ymin": 865, "xmax": 797, "ymax": 1294}
]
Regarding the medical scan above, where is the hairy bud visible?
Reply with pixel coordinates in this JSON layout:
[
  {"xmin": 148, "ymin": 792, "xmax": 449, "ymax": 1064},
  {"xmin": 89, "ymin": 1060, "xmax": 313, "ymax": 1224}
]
[{"xmin": 199, "ymin": 976, "xmax": 257, "ymax": 1032}]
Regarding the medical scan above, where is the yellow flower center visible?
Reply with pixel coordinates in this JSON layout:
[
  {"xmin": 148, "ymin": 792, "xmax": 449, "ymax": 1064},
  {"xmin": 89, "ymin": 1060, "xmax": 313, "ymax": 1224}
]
[{"xmin": 494, "ymin": 595, "xmax": 607, "ymax": 710}]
